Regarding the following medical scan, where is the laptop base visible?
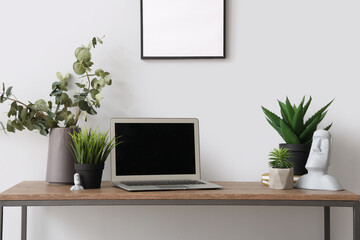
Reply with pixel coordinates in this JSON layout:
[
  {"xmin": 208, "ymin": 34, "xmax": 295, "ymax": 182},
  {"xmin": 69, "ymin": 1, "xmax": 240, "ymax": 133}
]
[{"xmin": 113, "ymin": 180, "xmax": 222, "ymax": 192}]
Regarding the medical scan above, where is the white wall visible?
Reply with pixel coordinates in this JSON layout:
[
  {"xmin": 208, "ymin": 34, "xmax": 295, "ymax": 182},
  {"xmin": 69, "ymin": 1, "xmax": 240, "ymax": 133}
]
[{"xmin": 0, "ymin": 0, "xmax": 359, "ymax": 239}]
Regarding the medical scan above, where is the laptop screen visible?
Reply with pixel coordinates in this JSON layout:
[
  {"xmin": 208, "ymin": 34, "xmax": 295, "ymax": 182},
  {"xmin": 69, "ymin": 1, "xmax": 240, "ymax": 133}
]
[{"xmin": 114, "ymin": 122, "xmax": 196, "ymax": 176}]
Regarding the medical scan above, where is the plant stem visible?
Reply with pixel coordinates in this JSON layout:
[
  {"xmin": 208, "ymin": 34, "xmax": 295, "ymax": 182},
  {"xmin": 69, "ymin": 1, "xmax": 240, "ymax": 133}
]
[{"xmin": 73, "ymin": 69, "xmax": 91, "ymax": 125}]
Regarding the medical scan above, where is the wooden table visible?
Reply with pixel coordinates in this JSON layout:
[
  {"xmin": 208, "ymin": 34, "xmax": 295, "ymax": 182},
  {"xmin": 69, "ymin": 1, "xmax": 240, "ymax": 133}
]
[{"xmin": 0, "ymin": 181, "xmax": 359, "ymax": 240}]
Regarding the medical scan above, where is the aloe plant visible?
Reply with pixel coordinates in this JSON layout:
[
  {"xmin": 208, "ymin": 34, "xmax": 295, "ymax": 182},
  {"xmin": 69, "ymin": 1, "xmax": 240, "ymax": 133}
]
[
  {"xmin": 68, "ymin": 128, "xmax": 122, "ymax": 164},
  {"xmin": 262, "ymin": 96, "xmax": 333, "ymax": 144},
  {"xmin": 269, "ymin": 147, "xmax": 293, "ymax": 168},
  {"xmin": 0, "ymin": 36, "xmax": 112, "ymax": 136}
]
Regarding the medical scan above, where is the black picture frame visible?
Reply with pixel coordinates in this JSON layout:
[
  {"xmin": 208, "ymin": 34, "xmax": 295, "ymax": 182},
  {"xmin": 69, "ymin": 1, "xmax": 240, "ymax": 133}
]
[{"xmin": 140, "ymin": 0, "xmax": 226, "ymax": 59}]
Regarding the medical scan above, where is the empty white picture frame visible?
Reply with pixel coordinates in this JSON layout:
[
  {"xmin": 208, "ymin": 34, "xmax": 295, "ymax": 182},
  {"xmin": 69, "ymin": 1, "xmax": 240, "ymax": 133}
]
[{"xmin": 141, "ymin": 0, "xmax": 226, "ymax": 59}]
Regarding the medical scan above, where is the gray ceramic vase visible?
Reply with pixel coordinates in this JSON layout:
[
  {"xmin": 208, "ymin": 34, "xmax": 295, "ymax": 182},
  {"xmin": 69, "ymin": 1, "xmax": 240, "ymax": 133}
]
[{"xmin": 46, "ymin": 127, "xmax": 78, "ymax": 184}]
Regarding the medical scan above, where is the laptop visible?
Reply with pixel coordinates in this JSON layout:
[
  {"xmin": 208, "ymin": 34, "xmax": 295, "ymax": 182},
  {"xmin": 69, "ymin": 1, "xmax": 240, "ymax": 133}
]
[{"xmin": 110, "ymin": 118, "xmax": 222, "ymax": 191}]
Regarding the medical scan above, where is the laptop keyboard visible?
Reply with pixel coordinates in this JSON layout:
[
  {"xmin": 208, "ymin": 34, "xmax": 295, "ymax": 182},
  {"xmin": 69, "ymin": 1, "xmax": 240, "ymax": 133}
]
[{"xmin": 121, "ymin": 180, "xmax": 205, "ymax": 186}]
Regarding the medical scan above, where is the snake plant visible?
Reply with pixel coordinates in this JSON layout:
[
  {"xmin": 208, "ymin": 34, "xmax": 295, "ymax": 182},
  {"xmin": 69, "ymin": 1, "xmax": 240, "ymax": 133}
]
[{"xmin": 262, "ymin": 96, "xmax": 333, "ymax": 144}]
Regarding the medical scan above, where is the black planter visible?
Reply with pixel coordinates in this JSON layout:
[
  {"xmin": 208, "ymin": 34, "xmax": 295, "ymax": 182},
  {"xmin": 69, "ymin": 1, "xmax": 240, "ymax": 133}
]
[
  {"xmin": 279, "ymin": 144, "xmax": 311, "ymax": 175},
  {"xmin": 74, "ymin": 163, "xmax": 104, "ymax": 189}
]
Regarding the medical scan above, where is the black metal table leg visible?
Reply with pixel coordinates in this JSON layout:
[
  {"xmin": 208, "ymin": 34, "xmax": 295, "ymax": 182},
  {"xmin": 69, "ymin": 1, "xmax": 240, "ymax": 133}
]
[
  {"xmin": 354, "ymin": 202, "xmax": 360, "ymax": 240},
  {"xmin": 21, "ymin": 206, "xmax": 27, "ymax": 240},
  {"xmin": 324, "ymin": 206, "xmax": 330, "ymax": 240}
]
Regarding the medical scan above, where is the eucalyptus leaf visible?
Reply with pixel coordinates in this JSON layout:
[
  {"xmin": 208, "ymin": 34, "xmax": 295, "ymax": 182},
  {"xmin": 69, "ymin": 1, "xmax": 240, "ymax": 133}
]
[
  {"xmin": 75, "ymin": 83, "xmax": 85, "ymax": 88},
  {"xmin": 90, "ymin": 89, "xmax": 99, "ymax": 100},
  {"xmin": 78, "ymin": 100, "xmax": 89, "ymax": 111},
  {"xmin": 73, "ymin": 61, "xmax": 86, "ymax": 75},
  {"xmin": 6, "ymin": 121, "xmax": 15, "ymax": 133},
  {"xmin": 6, "ymin": 86, "xmax": 12, "ymax": 97},
  {"xmin": 34, "ymin": 99, "xmax": 49, "ymax": 112},
  {"xmin": 75, "ymin": 48, "xmax": 91, "ymax": 62},
  {"xmin": 56, "ymin": 72, "xmax": 63, "ymax": 81}
]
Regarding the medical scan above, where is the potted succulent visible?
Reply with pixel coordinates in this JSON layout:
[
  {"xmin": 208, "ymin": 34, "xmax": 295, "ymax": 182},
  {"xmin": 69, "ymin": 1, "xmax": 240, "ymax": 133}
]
[
  {"xmin": 68, "ymin": 128, "xmax": 122, "ymax": 189},
  {"xmin": 262, "ymin": 96, "xmax": 333, "ymax": 175},
  {"xmin": 268, "ymin": 147, "xmax": 294, "ymax": 190},
  {"xmin": 0, "ymin": 36, "xmax": 113, "ymax": 183}
]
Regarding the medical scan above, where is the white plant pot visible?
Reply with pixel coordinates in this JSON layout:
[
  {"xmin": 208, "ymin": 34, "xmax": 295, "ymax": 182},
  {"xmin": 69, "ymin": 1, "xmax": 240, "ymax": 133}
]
[{"xmin": 269, "ymin": 167, "xmax": 294, "ymax": 190}]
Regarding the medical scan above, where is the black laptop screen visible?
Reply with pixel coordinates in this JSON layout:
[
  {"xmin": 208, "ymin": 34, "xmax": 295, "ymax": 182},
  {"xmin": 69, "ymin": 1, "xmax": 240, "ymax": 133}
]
[{"xmin": 114, "ymin": 123, "xmax": 196, "ymax": 176}]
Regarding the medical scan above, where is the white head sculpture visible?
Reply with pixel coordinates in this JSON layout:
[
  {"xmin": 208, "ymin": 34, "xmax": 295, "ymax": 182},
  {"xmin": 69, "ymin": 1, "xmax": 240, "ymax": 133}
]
[
  {"xmin": 295, "ymin": 129, "xmax": 343, "ymax": 191},
  {"xmin": 305, "ymin": 129, "xmax": 332, "ymax": 173},
  {"xmin": 70, "ymin": 173, "xmax": 84, "ymax": 191}
]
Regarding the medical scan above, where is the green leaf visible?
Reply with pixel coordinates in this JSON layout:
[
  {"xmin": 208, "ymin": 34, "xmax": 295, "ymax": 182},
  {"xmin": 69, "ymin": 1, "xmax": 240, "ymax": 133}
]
[
  {"xmin": 6, "ymin": 121, "xmax": 15, "ymax": 133},
  {"xmin": 304, "ymin": 99, "xmax": 334, "ymax": 128},
  {"xmin": 73, "ymin": 61, "xmax": 86, "ymax": 75},
  {"xmin": 262, "ymin": 106, "xmax": 280, "ymax": 127},
  {"xmin": 90, "ymin": 89, "xmax": 99, "ymax": 100},
  {"xmin": 50, "ymin": 89, "xmax": 63, "ymax": 96},
  {"xmin": 11, "ymin": 101, "xmax": 18, "ymax": 110},
  {"xmin": 40, "ymin": 129, "xmax": 47, "ymax": 136},
  {"xmin": 63, "ymin": 73, "xmax": 70, "ymax": 80},
  {"xmin": 45, "ymin": 118, "xmax": 57, "ymax": 128},
  {"xmin": 75, "ymin": 83, "xmax": 85, "ymax": 88},
  {"xmin": 48, "ymin": 101, "xmax": 52, "ymax": 110},
  {"xmin": 6, "ymin": 86, "xmax": 12, "ymax": 97},
  {"xmin": 300, "ymin": 114, "xmax": 321, "ymax": 143},
  {"xmin": 95, "ymin": 69, "xmax": 103, "ymax": 76},
  {"xmin": 292, "ymin": 103, "xmax": 303, "ymax": 136},
  {"xmin": 104, "ymin": 75, "xmax": 112, "ymax": 85},
  {"xmin": 78, "ymin": 100, "xmax": 89, "ymax": 111},
  {"xmin": 280, "ymin": 120, "xmax": 300, "ymax": 144},
  {"xmin": 20, "ymin": 108, "xmax": 28, "ymax": 121},
  {"xmin": 34, "ymin": 99, "xmax": 49, "ymax": 112},
  {"xmin": 8, "ymin": 107, "xmax": 17, "ymax": 117},
  {"xmin": 59, "ymin": 92, "xmax": 69, "ymax": 103},
  {"xmin": 95, "ymin": 93, "xmax": 101, "ymax": 101},
  {"xmin": 303, "ymin": 96, "xmax": 312, "ymax": 115},
  {"xmin": 56, "ymin": 72, "xmax": 63, "ymax": 81},
  {"xmin": 96, "ymin": 37, "xmax": 103, "ymax": 44},
  {"xmin": 278, "ymin": 100, "xmax": 291, "ymax": 125},
  {"xmin": 92, "ymin": 37, "xmax": 97, "ymax": 48},
  {"xmin": 87, "ymin": 106, "xmax": 97, "ymax": 115},
  {"xmin": 75, "ymin": 48, "xmax": 91, "ymax": 62},
  {"xmin": 65, "ymin": 113, "xmax": 75, "ymax": 126},
  {"xmin": 324, "ymin": 123, "xmax": 333, "ymax": 131},
  {"xmin": 285, "ymin": 97, "xmax": 295, "ymax": 120},
  {"xmin": 11, "ymin": 119, "xmax": 24, "ymax": 131},
  {"xmin": 56, "ymin": 111, "xmax": 67, "ymax": 121},
  {"xmin": 91, "ymin": 78, "xmax": 101, "ymax": 89}
]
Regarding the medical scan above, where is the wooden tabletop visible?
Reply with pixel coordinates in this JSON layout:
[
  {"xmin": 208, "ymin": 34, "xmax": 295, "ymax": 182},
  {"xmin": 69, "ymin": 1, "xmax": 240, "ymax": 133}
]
[{"xmin": 0, "ymin": 181, "xmax": 358, "ymax": 202}]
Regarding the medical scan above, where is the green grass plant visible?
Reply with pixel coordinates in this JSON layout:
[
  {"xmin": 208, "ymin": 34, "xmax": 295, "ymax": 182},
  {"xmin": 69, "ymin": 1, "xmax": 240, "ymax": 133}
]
[{"xmin": 69, "ymin": 128, "xmax": 122, "ymax": 164}]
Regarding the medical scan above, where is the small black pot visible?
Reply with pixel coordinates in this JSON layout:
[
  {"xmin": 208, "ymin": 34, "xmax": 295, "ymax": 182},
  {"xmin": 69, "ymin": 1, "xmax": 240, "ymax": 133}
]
[
  {"xmin": 279, "ymin": 144, "xmax": 311, "ymax": 175},
  {"xmin": 74, "ymin": 163, "xmax": 104, "ymax": 189}
]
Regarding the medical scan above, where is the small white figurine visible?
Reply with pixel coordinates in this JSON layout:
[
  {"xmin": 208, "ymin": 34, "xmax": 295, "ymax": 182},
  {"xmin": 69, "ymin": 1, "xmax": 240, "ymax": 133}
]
[
  {"xmin": 70, "ymin": 173, "xmax": 84, "ymax": 191},
  {"xmin": 295, "ymin": 129, "xmax": 343, "ymax": 191}
]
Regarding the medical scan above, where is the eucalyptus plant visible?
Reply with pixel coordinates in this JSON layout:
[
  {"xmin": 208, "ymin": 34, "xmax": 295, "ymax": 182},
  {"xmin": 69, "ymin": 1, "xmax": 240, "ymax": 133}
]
[
  {"xmin": 68, "ymin": 128, "xmax": 122, "ymax": 164},
  {"xmin": 0, "ymin": 36, "xmax": 112, "ymax": 136},
  {"xmin": 269, "ymin": 147, "xmax": 293, "ymax": 169},
  {"xmin": 262, "ymin": 96, "xmax": 333, "ymax": 144}
]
